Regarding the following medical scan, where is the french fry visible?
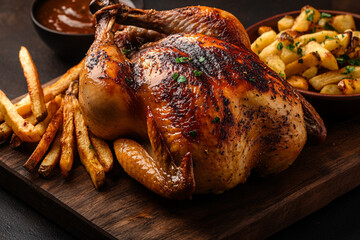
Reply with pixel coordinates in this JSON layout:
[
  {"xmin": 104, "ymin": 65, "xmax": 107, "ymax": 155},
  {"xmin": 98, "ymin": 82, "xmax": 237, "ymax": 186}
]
[
  {"xmin": 286, "ymin": 75, "xmax": 309, "ymax": 90},
  {"xmin": 38, "ymin": 130, "xmax": 62, "ymax": 178},
  {"xmin": 59, "ymin": 82, "xmax": 78, "ymax": 178},
  {"xmin": 23, "ymin": 106, "xmax": 63, "ymax": 172},
  {"xmin": 251, "ymin": 30, "xmax": 277, "ymax": 54},
  {"xmin": 278, "ymin": 15, "xmax": 294, "ymax": 31},
  {"xmin": 0, "ymin": 122, "xmax": 12, "ymax": 143},
  {"xmin": 338, "ymin": 78, "xmax": 360, "ymax": 94},
  {"xmin": 309, "ymin": 66, "xmax": 360, "ymax": 90},
  {"xmin": 89, "ymin": 132, "xmax": 113, "ymax": 172},
  {"xmin": 0, "ymin": 59, "xmax": 84, "ymax": 123},
  {"xmin": 291, "ymin": 5, "xmax": 320, "ymax": 32},
  {"xmin": 320, "ymin": 84, "xmax": 342, "ymax": 95},
  {"xmin": 0, "ymin": 90, "xmax": 58, "ymax": 142},
  {"xmin": 294, "ymin": 31, "xmax": 337, "ymax": 47},
  {"xmin": 303, "ymin": 41, "xmax": 338, "ymax": 70},
  {"xmin": 9, "ymin": 114, "xmax": 37, "ymax": 148},
  {"xmin": 302, "ymin": 66, "xmax": 318, "ymax": 79},
  {"xmin": 19, "ymin": 47, "xmax": 47, "ymax": 122},
  {"xmin": 285, "ymin": 52, "xmax": 320, "ymax": 77},
  {"xmin": 73, "ymin": 97, "xmax": 105, "ymax": 189},
  {"xmin": 332, "ymin": 14, "xmax": 356, "ymax": 33}
]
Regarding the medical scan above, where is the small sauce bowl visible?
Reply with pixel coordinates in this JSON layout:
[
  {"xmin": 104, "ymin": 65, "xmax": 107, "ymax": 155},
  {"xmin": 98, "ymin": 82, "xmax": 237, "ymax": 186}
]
[{"xmin": 31, "ymin": 0, "xmax": 95, "ymax": 60}]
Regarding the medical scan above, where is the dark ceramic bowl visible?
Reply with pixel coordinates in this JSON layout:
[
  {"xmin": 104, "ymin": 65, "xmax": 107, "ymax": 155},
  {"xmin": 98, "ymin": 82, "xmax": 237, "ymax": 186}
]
[
  {"xmin": 31, "ymin": 0, "xmax": 95, "ymax": 60},
  {"xmin": 246, "ymin": 10, "xmax": 360, "ymax": 119}
]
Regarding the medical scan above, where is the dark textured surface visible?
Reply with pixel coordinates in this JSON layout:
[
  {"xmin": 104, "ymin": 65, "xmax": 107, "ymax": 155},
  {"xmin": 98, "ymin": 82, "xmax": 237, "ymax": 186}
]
[{"xmin": 0, "ymin": 0, "xmax": 359, "ymax": 239}]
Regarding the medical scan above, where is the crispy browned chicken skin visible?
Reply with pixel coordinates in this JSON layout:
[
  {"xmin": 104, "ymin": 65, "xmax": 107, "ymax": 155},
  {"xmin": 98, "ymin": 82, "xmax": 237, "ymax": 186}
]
[{"xmin": 79, "ymin": 1, "xmax": 326, "ymax": 199}]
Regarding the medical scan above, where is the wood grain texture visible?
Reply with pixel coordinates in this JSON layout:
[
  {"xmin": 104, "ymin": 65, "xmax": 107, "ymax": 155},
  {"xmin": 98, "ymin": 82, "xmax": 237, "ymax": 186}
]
[{"xmin": 0, "ymin": 80, "xmax": 359, "ymax": 239}]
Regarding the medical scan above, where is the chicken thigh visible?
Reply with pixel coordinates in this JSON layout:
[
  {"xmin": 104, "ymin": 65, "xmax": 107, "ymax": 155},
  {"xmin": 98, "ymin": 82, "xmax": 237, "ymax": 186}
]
[{"xmin": 79, "ymin": 1, "xmax": 326, "ymax": 199}]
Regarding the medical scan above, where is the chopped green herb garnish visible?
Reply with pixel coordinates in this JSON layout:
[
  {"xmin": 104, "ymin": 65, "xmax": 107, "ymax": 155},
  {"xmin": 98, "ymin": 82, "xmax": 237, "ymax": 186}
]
[
  {"xmin": 176, "ymin": 57, "xmax": 192, "ymax": 63},
  {"xmin": 286, "ymin": 43, "xmax": 295, "ymax": 52},
  {"xmin": 341, "ymin": 65, "xmax": 356, "ymax": 75},
  {"xmin": 298, "ymin": 59, "xmax": 304, "ymax": 63},
  {"xmin": 193, "ymin": 70, "xmax": 203, "ymax": 76},
  {"xmin": 312, "ymin": 27, "xmax": 317, "ymax": 33},
  {"xmin": 321, "ymin": 12, "xmax": 332, "ymax": 18},
  {"xmin": 277, "ymin": 42, "xmax": 283, "ymax": 50},
  {"xmin": 122, "ymin": 49, "xmax": 131, "ymax": 54},
  {"xmin": 306, "ymin": 11, "xmax": 314, "ymax": 21},
  {"xmin": 336, "ymin": 57, "xmax": 344, "ymax": 64},
  {"xmin": 189, "ymin": 131, "xmax": 197, "ymax": 138},
  {"xmin": 212, "ymin": 116, "xmax": 220, "ymax": 123},
  {"xmin": 248, "ymin": 78, "xmax": 256, "ymax": 82},
  {"xmin": 305, "ymin": 9, "xmax": 311, "ymax": 14},
  {"xmin": 89, "ymin": 144, "xmax": 95, "ymax": 151},
  {"xmin": 295, "ymin": 41, "xmax": 300, "ymax": 47},
  {"xmin": 325, "ymin": 22, "xmax": 336, "ymax": 31},
  {"xmin": 349, "ymin": 58, "xmax": 360, "ymax": 66},
  {"xmin": 215, "ymin": 106, "xmax": 219, "ymax": 112},
  {"xmin": 177, "ymin": 75, "xmax": 187, "ymax": 83},
  {"xmin": 279, "ymin": 72, "xmax": 285, "ymax": 78},
  {"xmin": 172, "ymin": 72, "xmax": 179, "ymax": 80},
  {"xmin": 199, "ymin": 56, "xmax": 206, "ymax": 62},
  {"xmin": 307, "ymin": 38, "xmax": 316, "ymax": 43},
  {"xmin": 297, "ymin": 48, "xmax": 303, "ymax": 55}
]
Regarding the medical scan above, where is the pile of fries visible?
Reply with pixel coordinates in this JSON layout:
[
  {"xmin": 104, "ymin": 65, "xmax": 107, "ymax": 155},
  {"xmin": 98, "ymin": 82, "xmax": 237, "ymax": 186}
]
[
  {"xmin": 251, "ymin": 5, "xmax": 360, "ymax": 95},
  {"xmin": 0, "ymin": 47, "xmax": 113, "ymax": 189}
]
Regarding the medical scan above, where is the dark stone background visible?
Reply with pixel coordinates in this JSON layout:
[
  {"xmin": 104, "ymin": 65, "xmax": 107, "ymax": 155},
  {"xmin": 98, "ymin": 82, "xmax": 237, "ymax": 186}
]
[{"xmin": 0, "ymin": 0, "xmax": 359, "ymax": 239}]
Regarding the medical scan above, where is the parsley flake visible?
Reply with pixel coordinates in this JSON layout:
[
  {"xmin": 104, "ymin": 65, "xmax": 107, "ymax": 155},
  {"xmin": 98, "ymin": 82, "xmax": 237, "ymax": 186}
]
[
  {"xmin": 297, "ymin": 48, "xmax": 303, "ymax": 55},
  {"xmin": 277, "ymin": 42, "xmax": 283, "ymax": 50},
  {"xmin": 336, "ymin": 57, "xmax": 344, "ymax": 64},
  {"xmin": 172, "ymin": 72, "xmax": 179, "ymax": 80},
  {"xmin": 212, "ymin": 116, "xmax": 220, "ymax": 123},
  {"xmin": 177, "ymin": 75, "xmax": 187, "ymax": 83},
  {"xmin": 122, "ymin": 49, "xmax": 131, "ymax": 54},
  {"xmin": 341, "ymin": 66, "xmax": 355, "ymax": 75},
  {"xmin": 321, "ymin": 12, "xmax": 332, "ymax": 18},
  {"xmin": 286, "ymin": 44, "xmax": 295, "ymax": 52},
  {"xmin": 89, "ymin": 144, "xmax": 95, "ymax": 151},
  {"xmin": 298, "ymin": 59, "xmax": 304, "ymax": 63},
  {"xmin": 189, "ymin": 131, "xmax": 197, "ymax": 138},
  {"xmin": 325, "ymin": 22, "xmax": 336, "ymax": 31},
  {"xmin": 193, "ymin": 70, "xmax": 203, "ymax": 77},
  {"xmin": 176, "ymin": 57, "xmax": 192, "ymax": 63},
  {"xmin": 306, "ymin": 11, "xmax": 314, "ymax": 21}
]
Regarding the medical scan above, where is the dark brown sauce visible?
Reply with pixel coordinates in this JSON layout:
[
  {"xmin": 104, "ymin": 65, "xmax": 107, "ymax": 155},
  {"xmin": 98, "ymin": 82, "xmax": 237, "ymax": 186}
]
[{"xmin": 36, "ymin": 0, "xmax": 95, "ymax": 34}]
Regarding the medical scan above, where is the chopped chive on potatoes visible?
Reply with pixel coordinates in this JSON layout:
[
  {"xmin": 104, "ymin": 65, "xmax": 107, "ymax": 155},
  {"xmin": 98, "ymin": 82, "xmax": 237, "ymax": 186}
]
[{"xmin": 251, "ymin": 5, "xmax": 360, "ymax": 95}]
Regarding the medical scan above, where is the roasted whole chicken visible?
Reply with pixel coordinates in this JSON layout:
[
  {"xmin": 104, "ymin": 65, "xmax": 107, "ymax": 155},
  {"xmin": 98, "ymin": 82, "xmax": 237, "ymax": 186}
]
[{"xmin": 80, "ymin": 1, "xmax": 326, "ymax": 199}]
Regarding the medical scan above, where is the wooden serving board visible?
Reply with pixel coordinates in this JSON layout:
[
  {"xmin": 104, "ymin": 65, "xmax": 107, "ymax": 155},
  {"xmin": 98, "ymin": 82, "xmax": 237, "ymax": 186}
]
[{"xmin": 0, "ymin": 81, "xmax": 359, "ymax": 239}]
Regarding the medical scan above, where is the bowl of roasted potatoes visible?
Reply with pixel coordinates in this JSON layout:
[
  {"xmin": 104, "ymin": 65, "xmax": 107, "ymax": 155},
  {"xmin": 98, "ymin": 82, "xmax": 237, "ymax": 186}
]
[{"xmin": 247, "ymin": 6, "xmax": 360, "ymax": 119}]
